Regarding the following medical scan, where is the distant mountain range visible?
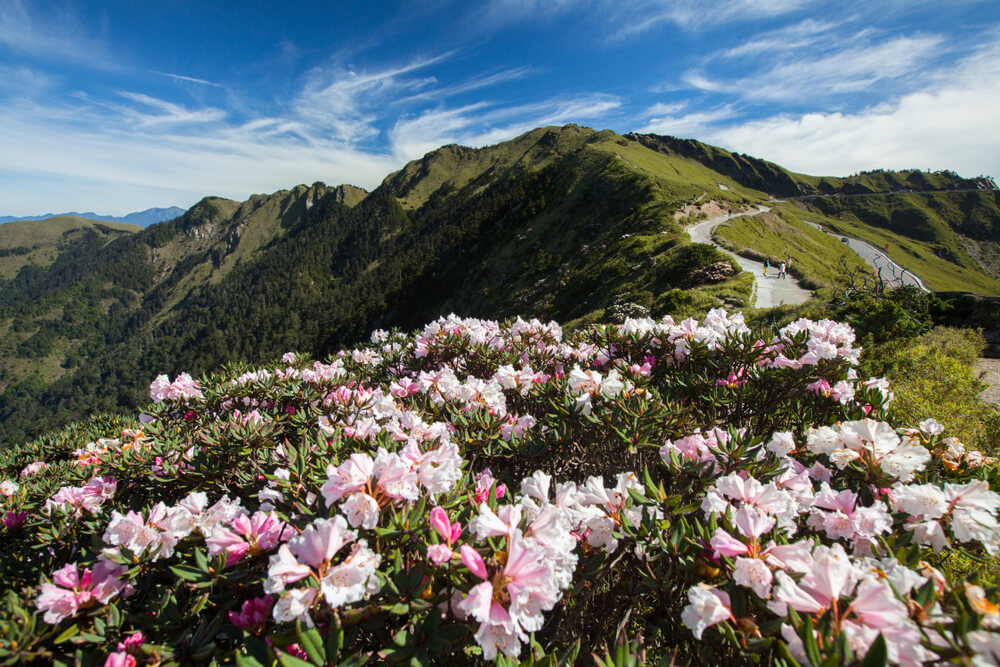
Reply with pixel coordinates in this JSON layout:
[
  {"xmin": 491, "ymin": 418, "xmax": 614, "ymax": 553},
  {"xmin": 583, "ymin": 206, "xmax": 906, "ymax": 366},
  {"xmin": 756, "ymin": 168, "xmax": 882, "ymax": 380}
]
[
  {"xmin": 0, "ymin": 206, "xmax": 187, "ymax": 227},
  {"xmin": 0, "ymin": 125, "xmax": 997, "ymax": 449}
]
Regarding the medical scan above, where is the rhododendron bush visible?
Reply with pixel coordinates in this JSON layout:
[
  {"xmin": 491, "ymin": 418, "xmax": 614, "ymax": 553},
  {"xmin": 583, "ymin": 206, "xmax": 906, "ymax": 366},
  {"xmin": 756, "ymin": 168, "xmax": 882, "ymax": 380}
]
[{"xmin": 1, "ymin": 309, "xmax": 999, "ymax": 665}]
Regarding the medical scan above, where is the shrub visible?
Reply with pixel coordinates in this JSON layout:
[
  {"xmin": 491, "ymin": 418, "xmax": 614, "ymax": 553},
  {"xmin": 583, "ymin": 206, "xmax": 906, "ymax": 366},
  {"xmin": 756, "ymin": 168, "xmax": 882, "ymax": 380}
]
[
  {"xmin": 0, "ymin": 312, "xmax": 999, "ymax": 665},
  {"xmin": 882, "ymin": 327, "xmax": 999, "ymax": 452}
]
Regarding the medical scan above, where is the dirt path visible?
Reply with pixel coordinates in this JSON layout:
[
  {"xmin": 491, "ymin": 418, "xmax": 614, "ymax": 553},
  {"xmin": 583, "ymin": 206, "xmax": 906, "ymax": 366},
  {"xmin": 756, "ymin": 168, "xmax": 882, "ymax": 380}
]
[
  {"xmin": 974, "ymin": 358, "xmax": 1000, "ymax": 406},
  {"xmin": 686, "ymin": 207, "xmax": 813, "ymax": 308}
]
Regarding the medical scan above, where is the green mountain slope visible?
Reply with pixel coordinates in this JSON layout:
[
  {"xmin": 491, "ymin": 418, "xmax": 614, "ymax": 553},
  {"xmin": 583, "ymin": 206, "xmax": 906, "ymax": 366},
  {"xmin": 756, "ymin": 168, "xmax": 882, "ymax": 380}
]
[
  {"xmin": 0, "ymin": 125, "xmax": 997, "ymax": 449},
  {"xmin": 0, "ymin": 216, "xmax": 140, "ymax": 279}
]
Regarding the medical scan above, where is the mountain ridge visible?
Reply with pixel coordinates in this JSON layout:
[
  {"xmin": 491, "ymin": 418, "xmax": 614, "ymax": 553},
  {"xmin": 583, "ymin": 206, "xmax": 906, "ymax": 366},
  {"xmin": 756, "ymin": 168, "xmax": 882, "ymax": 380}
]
[
  {"xmin": 0, "ymin": 206, "xmax": 187, "ymax": 227},
  {"xmin": 0, "ymin": 124, "xmax": 998, "ymax": 448}
]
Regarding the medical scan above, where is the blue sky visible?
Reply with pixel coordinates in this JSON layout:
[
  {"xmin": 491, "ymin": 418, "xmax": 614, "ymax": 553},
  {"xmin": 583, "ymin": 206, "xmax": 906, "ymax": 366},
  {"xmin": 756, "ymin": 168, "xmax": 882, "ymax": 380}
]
[{"xmin": 1, "ymin": 0, "xmax": 999, "ymax": 215}]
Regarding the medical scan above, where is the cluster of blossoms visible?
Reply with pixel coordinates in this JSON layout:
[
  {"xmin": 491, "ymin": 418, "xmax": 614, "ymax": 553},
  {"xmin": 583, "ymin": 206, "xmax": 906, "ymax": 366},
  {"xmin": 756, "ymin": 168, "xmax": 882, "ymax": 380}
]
[
  {"xmin": 8, "ymin": 310, "xmax": 999, "ymax": 665},
  {"xmin": 20, "ymin": 460, "xmax": 49, "ymax": 477},
  {"xmin": 36, "ymin": 558, "xmax": 133, "ymax": 623},
  {"xmin": 74, "ymin": 429, "xmax": 150, "ymax": 467},
  {"xmin": 103, "ymin": 492, "xmax": 247, "ymax": 562},
  {"xmin": 149, "ymin": 372, "xmax": 204, "ymax": 403},
  {"xmin": 679, "ymin": 415, "xmax": 1000, "ymax": 662},
  {"xmin": 44, "ymin": 476, "xmax": 117, "ymax": 518}
]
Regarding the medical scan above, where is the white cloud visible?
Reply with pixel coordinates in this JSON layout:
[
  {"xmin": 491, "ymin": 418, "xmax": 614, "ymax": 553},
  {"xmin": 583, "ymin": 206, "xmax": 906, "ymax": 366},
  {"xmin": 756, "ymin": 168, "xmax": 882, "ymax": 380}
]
[
  {"xmin": 703, "ymin": 39, "xmax": 1000, "ymax": 178},
  {"xmin": 0, "ymin": 0, "xmax": 113, "ymax": 69},
  {"xmin": 292, "ymin": 54, "xmax": 453, "ymax": 144},
  {"xmin": 389, "ymin": 94, "xmax": 621, "ymax": 160},
  {"xmin": 685, "ymin": 34, "xmax": 945, "ymax": 101},
  {"xmin": 152, "ymin": 71, "xmax": 223, "ymax": 87},
  {"xmin": 640, "ymin": 105, "xmax": 739, "ymax": 137},
  {"xmin": 117, "ymin": 93, "xmax": 227, "ymax": 127},
  {"xmin": 479, "ymin": 0, "xmax": 817, "ymax": 38},
  {"xmin": 0, "ymin": 45, "xmax": 619, "ymax": 215}
]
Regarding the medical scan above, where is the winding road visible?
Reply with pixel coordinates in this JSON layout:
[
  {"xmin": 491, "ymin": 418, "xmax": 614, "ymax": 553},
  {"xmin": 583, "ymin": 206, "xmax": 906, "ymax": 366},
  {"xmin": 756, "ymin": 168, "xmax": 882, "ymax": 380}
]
[
  {"xmin": 686, "ymin": 206, "xmax": 813, "ymax": 308},
  {"xmin": 801, "ymin": 221, "xmax": 930, "ymax": 292}
]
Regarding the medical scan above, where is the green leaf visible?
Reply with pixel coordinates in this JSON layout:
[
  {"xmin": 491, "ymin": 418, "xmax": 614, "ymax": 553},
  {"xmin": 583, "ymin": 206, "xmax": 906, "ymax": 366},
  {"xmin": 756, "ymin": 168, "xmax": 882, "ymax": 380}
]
[
  {"xmin": 858, "ymin": 635, "xmax": 888, "ymax": 667},
  {"xmin": 53, "ymin": 623, "xmax": 80, "ymax": 644},
  {"xmin": 295, "ymin": 623, "xmax": 324, "ymax": 667},
  {"xmin": 169, "ymin": 565, "xmax": 205, "ymax": 582},
  {"xmin": 325, "ymin": 617, "xmax": 344, "ymax": 663},
  {"xmin": 235, "ymin": 652, "xmax": 267, "ymax": 667},
  {"xmin": 276, "ymin": 652, "xmax": 314, "ymax": 667},
  {"xmin": 802, "ymin": 616, "xmax": 821, "ymax": 667}
]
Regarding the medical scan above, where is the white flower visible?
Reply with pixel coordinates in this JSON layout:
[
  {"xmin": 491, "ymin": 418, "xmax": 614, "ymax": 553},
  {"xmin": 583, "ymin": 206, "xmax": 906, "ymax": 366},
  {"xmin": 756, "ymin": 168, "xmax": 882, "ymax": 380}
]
[
  {"xmin": 320, "ymin": 541, "xmax": 382, "ymax": 608},
  {"xmin": 273, "ymin": 587, "xmax": 318, "ymax": 627},
  {"xmin": 341, "ymin": 493, "xmax": 380, "ymax": 530},
  {"xmin": 734, "ymin": 557, "xmax": 773, "ymax": 598},
  {"xmin": 766, "ymin": 432, "xmax": 796, "ymax": 457},
  {"xmin": 680, "ymin": 585, "xmax": 733, "ymax": 640}
]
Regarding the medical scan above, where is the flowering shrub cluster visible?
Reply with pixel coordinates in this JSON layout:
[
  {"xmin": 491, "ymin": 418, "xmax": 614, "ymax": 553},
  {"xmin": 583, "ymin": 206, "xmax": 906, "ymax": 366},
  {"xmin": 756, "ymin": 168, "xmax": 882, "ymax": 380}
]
[{"xmin": 1, "ymin": 309, "xmax": 999, "ymax": 665}]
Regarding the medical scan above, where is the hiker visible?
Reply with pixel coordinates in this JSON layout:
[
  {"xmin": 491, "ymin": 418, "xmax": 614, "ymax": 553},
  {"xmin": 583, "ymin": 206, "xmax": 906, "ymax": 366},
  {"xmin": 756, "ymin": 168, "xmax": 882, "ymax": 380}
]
[
  {"xmin": 779, "ymin": 260, "xmax": 786, "ymax": 279},
  {"xmin": 763, "ymin": 259, "xmax": 770, "ymax": 276}
]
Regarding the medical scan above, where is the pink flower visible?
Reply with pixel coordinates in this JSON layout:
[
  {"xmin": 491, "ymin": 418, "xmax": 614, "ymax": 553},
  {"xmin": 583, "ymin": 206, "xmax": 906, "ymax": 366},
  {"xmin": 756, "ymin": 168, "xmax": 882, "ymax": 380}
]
[
  {"xmin": 104, "ymin": 652, "xmax": 135, "ymax": 667},
  {"xmin": 287, "ymin": 516, "xmax": 356, "ymax": 568},
  {"xmin": 229, "ymin": 596, "xmax": 275, "ymax": 632},
  {"xmin": 427, "ymin": 544, "xmax": 454, "ymax": 565},
  {"xmin": 19, "ymin": 461, "xmax": 49, "ymax": 478},
  {"xmin": 461, "ymin": 545, "xmax": 489, "ymax": 579},
  {"xmin": 149, "ymin": 372, "xmax": 203, "ymax": 402},
  {"xmin": 430, "ymin": 507, "xmax": 462, "ymax": 545},
  {"xmin": 36, "ymin": 558, "xmax": 132, "ymax": 624},
  {"xmin": 2, "ymin": 510, "xmax": 27, "ymax": 530},
  {"xmin": 681, "ymin": 585, "xmax": 734, "ymax": 639},
  {"xmin": 118, "ymin": 632, "xmax": 146, "ymax": 652}
]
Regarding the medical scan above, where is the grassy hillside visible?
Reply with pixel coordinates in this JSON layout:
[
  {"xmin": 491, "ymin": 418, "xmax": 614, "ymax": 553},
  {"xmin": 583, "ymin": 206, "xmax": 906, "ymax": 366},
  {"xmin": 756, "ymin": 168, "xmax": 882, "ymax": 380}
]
[
  {"xmin": 0, "ymin": 216, "xmax": 140, "ymax": 279},
  {"xmin": 714, "ymin": 207, "xmax": 872, "ymax": 289},
  {"xmin": 628, "ymin": 132, "xmax": 994, "ymax": 197},
  {"xmin": 799, "ymin": 193, "xmax": 1000, "ymax": 294}
]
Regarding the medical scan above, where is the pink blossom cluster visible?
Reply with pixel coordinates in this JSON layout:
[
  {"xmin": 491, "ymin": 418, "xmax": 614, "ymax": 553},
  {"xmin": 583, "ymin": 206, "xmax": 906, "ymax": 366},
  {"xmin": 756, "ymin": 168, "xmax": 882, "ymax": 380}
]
[
  {"xmin": 263, "ymin": 515, "xmax": 381, "ymax": 627},
  {"xmin": 20, "ymin": 460, "xmax": 49, "ymax": 477},
  {"xmin": 805, "ymin": 419, "xmax": 931, "ymax": 482},
  {"xmin": 321, "ymin": 440, "xmax": 462, "ymax": 528},
  {"xmin": 673, "ymin": 417, "xmax": 1000, "ymax": 662},
  {"xmin": 103, "ymin": 492, "xmax": 244, "ymax": 561},
  {"xmin": 0, "ymin": 479, "xmax": 18, "ymax": 497},
  {"xmin": 45, "ymin": 476, "xmax": 117, "ymax": 518},
  {"xmin": 207, "ymin": 511, "xmax": 294, "ymax": 566},
  {"xmin": 36, "ymin": 558, "xmax": 132, "ymax": 623},
  {"xmin": 103, "ymin": 632, "xmax": 145, "ymax": 667},
  {"xmin": 149, "ymin": 372, "xmax": 204, "ymax": 402}
]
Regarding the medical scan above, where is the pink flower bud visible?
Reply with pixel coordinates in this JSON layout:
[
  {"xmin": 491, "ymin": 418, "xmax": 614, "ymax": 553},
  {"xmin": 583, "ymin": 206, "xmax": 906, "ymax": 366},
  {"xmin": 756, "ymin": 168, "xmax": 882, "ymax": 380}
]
[{"xmin": 460, "ymin": 545, "xmax": 488, "ymax": 580}]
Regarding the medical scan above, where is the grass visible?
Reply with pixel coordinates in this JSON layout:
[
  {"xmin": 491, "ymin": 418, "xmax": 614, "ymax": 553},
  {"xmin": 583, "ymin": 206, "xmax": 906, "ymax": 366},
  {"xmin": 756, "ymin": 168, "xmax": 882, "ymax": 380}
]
[
  {"xmin": 0, "ymin": 217, "xmax": 141, "ymax": 280},
  {"xmin": 796, "ymin": 207, "xmax": 1000, "ymax": 295},
  {"xmin": 714, "ymin": 207, "xmax": 871, "ymax": 289},
  {"xmin": 798, "ymin": 192, "xmax": 1000, "ymax": 295}
]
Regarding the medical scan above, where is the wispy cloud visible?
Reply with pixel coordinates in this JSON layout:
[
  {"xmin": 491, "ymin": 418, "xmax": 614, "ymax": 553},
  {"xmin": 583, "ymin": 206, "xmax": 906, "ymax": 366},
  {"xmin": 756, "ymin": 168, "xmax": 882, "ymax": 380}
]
[
  {"xmin": 292, "ymin": 53, "xmax": 454, "ymax": 144},
  {"xmin": 478, "ymin": 0, "xmax": 818, "ymax": 39},
  {"xmin": 703, "ymin": 37, "xmax": 1000, "ymax": 177},
  {"xmin": 389, "ymin": 93, "xmax": 621, "ymax": 160},
  {"xmin": 0, "ymin": 0, "xmax": 113, "ymax": 69},
  {"xmin": 640, "ymin": 103, "xmax": 739, "ymax": 137},
  {"xmin": 152, "ymin": 71, "xmax": 223, "ymax": 87},
  {"xmin": 684, "ymin": 32, "xmax": 945, "ymax": 102},
  {"xmin": 0, "ymin": 44, "xmax": 618, "ymax": 215},
  {"xmin": 116, "ymin": 93, "xmax": 227, "ymax": 127}
]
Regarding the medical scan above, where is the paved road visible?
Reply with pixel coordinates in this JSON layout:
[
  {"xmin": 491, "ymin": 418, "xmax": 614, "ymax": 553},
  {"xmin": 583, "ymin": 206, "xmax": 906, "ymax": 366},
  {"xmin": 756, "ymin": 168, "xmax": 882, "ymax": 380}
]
[
  {"xmin": 686, "ymin": 207, "xmax": 813, "ymax": 308},
  {"xmin": 802, "ymin": 221, "xmax": 929, "ymax": 292}
]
